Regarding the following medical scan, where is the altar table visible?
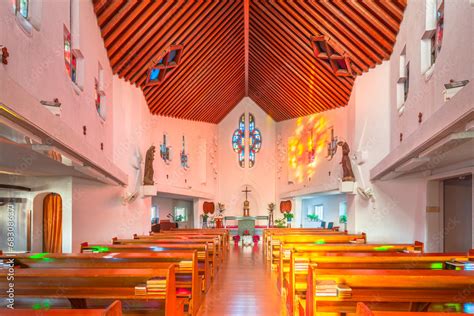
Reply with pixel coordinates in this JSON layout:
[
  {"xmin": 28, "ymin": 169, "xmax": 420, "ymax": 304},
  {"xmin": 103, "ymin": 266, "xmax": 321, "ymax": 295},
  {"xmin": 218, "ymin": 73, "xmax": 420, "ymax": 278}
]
[{"xmin": 224, "ymin": 216, "xmax": 270, "ymax": 235}]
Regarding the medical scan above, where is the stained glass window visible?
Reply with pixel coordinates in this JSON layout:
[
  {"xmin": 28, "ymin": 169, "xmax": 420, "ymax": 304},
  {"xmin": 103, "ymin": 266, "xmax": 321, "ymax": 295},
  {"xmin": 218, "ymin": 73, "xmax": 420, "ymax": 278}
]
[
  {"xmin": 248, "ymin": 114, "xmax": 262, "ymax": 168},
  {"xmin": 181, "ymin": 135, "xmax": 189, "ymax": 169},
  {"xmin": 64, "ymin": 26, "xmax": 78, "ymax": 84},
  {"xmin": 232, "ymin": 114, "xmax": 245, "ymax": 168},
  {"xmin": 147, "ymin": 45, "xmax": 183, "ymax": 86}
]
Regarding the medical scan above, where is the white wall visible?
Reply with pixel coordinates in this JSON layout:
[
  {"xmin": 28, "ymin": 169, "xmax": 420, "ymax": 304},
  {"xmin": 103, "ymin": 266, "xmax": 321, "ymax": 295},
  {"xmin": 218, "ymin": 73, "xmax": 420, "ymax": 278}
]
[
  {"xmin": 217, "ymin": 97, "xmax": 276, "ymax": 216},
  {"xmin": 301, "ymin": 194, "xmax": 346, "ymax": 228}
]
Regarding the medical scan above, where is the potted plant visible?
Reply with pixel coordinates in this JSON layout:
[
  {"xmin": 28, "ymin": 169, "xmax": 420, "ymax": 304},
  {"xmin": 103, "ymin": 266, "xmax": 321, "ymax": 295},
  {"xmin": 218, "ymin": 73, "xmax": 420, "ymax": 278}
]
[
  {"xmin": 283, "ymin": 212, "xmax": 294, "ymax": 228},
  {"xmin": 307, "ymin": 214, "xmax": 319, "ymax": 222},
  {"xmin": 202, "ymin": 213, "xmax": 209, "ymax": 228},
  {"xmin": 274, "ymin": 218, "xmax": 286, "ymax": 228},
  {"xmin": 339, "ymin": 214, "xmax": 347, "ymax": 231}
]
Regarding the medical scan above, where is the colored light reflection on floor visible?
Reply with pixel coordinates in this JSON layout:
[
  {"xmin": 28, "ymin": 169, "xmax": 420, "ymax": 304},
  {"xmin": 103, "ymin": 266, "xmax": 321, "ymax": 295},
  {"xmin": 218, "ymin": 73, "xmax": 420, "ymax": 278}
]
[
  {"xmin": 28, "ymin": 253, "xmax": 54, "ymax": 262},
  {"xmin": 315, "ymin": 239, "xmax": 326, "ymax": 244},
  {"xmin": 373, "ymin": 245, "xmax": 394, "ymax": 251},
  {"xmin": 430, "ymin": 262, "xmax": 443, "ymax": 270},
  {"xmin": 89, "ymin": 246, "xmax": 110, "ymax": 253},
  {"xmin": 32, "ymin": 300, "xmax": 51, "ymax": 310}
]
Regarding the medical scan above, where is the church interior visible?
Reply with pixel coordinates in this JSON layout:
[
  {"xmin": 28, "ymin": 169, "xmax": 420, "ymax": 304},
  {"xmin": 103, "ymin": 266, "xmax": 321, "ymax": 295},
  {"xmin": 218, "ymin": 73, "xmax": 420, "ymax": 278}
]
[{"xmin": 0, "ymin": 0, "xmax": 473, "ymax": 315}]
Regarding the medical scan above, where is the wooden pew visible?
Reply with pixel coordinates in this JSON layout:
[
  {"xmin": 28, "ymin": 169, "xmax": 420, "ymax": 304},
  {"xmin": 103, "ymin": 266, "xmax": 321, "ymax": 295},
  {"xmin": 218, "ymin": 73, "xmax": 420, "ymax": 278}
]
[
  {"xmin": 114, "ymin": 237, "xmax": 220, "ymax": 278},
  {"xmin": 356, "ymin": 302, "xmax": 471, "ymax": 316},
  {"xmin": 281, "ymin": 243, "xmax": 426, "ymax": 312},
  {"xmin": 163, "ymin": 229, "xmax": 230, "ymax": 251},
  {"xmin": 139, "ymin": 233, "xmax": 227, "ymax": 263},
  {"xmin": 0, "ymin": 300, "xmax": 122, "ymax": 315},
  {"xmin": 287, "ymin": 250, "xmax": 470, "ymax": 315},
  {"xmin": 1, "ymin": 251, "xmax": 202, "ymax": 316},
  {"xmin": 263, "ymin": 228, "xmax": 345, "ymax": 259},
  {"xmin": 304, "ymin": 268, "xmax": 474, "ymax": 316},
  {"xmin": 0, "ymin": 266, "xmax": 183, "ymax": 316},
  {"xmin": 81, "ymin": 242, "xmax": 212, "ymax": 292},
  {"xmin": 270, "ymin": 233, "xmax": 368, "ymax": 266}
]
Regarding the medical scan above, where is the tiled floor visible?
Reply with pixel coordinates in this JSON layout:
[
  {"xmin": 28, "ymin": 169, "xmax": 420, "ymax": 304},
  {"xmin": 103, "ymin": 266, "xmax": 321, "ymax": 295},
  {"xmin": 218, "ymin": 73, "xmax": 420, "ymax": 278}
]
[{"xmin": 197, "ymin": 243, "xmax": 286, "ymax": 316}]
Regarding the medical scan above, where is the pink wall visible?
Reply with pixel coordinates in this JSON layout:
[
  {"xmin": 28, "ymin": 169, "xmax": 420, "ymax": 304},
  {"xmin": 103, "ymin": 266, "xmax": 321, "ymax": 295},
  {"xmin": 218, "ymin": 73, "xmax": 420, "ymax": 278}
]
[{"xmin": 217, "ymin": 98, "xmax": 276, "ymax": 216}]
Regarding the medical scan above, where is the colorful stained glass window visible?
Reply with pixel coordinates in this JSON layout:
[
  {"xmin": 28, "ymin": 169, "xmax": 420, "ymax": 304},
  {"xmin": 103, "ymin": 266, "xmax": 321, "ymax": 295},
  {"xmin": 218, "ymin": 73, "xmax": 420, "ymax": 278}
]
[
  {"xmin": 435, "ymin": 1, "xmax": 444, "ymax": 55},
  {"xmin": 64, "ymin": 26, "xmax": 71, "ymax": 78},
  {"xmin": 146, "ymin": 45, "xmax": 183, "ymax": 86},
  {"xmin": 64, "ymin": 26, "xmax": 78, "ymax": 84},
  {"xmin": 232, "ymin": 114, "xmax": 245, "ymax": 168},
  {"xmin": 248, "ymin": 114, "xmax": 262, "ymax": 168},
  {"xmin": 181, "ymin": 135, "xmax": 189, "ymax": 169}
]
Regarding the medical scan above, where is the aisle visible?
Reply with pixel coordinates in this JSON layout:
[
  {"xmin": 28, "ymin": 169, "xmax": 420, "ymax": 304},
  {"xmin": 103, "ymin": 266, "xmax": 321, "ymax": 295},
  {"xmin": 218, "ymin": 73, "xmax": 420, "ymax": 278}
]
[{"xmin": 197, "ymin": 243, "xmax": 285, "ymax": 316}]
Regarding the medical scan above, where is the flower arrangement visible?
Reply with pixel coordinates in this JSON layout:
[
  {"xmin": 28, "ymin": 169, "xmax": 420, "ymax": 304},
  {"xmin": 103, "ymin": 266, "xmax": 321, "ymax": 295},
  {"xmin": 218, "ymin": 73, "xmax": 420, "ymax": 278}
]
[
  {"xmin": 232, "ymin": 235, "xmax": 240, "ymax": 245},
  {"xmin": 243, "ymin": 229, "xmax": 250, "ymax": 236},
  {"xmin": 175, "ymin": 214, "xmax": 185, "ymax": 222},
  {"xmin": 252, "ymin": 235, "xmax": 260, "ymax": 243},
  {"xmin": 307, "ymin": 214, "xmax": 319, "ymax": 222}
]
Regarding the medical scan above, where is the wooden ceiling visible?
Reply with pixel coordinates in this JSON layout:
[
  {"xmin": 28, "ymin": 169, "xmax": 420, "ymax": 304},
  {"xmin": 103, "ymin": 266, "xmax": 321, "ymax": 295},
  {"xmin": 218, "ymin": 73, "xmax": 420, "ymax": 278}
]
[{"xmin": 93, "ymin": 1, "xmax": 406, "ymax": 123}]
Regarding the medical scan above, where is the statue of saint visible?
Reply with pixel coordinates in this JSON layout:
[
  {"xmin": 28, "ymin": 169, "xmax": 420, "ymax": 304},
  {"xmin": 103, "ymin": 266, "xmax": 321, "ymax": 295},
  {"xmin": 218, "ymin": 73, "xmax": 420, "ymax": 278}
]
[
  {"xmin": 143, "ymin": 146, "xmax": 156, "ymax": 185},
  {"xmin": 337, "ymin": 141, "xmax": 355, "ymax": 182}
]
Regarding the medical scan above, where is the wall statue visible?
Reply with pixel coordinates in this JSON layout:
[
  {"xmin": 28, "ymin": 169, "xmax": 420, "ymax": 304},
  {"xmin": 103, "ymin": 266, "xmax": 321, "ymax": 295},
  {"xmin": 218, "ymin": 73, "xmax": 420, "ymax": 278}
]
[
  {"xmin": 143, "ymin": 146, "xmax": 156, "ymax": 185},
  {"xmin": 337, "ymin": 141, "xmax": 355, "ymax": 182}
]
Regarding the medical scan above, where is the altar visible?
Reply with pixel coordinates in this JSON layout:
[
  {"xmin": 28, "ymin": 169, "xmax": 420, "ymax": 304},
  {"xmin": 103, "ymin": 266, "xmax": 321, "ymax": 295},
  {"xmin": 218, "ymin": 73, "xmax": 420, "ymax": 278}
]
[{"xmin": 224, "ymin": 216, "xmax": 270, "ymax": 235}]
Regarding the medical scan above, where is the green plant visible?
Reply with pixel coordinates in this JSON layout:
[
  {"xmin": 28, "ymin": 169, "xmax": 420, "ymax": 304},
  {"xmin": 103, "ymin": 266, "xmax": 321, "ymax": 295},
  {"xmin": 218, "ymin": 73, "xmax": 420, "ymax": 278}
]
[
  {"xmin": 339, "ymin": 215, "xmax": 347, "ymax": 224},
  {"xmin": 202, "ymin": 214, "xmax": 209, "ymax": 221},
  {"xmin": 274, "ymin": 218, "xmax": 286, "ymax": 228},
  {"xmin": 307, "ymin": 214, "xmax": 319, "ymax": 222},
  {"xmin": 283, "ymin": 213, "xmax": 294, "ymax": 222},
  {"xmin": 175, "ymin": 215, "xmax": 185, "ymax": 222}
]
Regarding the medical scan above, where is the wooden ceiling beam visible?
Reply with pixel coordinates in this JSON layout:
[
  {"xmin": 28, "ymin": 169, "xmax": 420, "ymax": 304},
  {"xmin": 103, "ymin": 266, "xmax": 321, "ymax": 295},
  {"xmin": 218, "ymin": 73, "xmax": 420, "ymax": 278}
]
[
  {"xmin": 249, "ymin": 49, "xmax": 328, "ymax": 114},
  {"xmin": 362, "ymin": 1, "xmax": 401, "ymax": 32},
  {"xmin": 279, "ymin": 1, "xmax": 370, "ymax": 72},
  {"xmin": 123, "ymin": 1, "xmax": 214, "ymax": 82},
  {"xmin": 96, "ymin": 0, "xmax": 126, "ymax": 27},
  {"xmin": 249, "ymin": 12, "xmax": 352, "ymax": 102},
  {"xmin": 139, "ymin": 1, "xmax": 238, "ymax": 91},
  {"xmin": 250, "ymin": 1, "xmax": 357, "ymax": 89},
  {"xmin": 146, "ymin": 3, "xmax": 243, "ymax": 114},
  {"xmin": 101, "ymin": 1, "xmax": 139, "ymax": 38}
]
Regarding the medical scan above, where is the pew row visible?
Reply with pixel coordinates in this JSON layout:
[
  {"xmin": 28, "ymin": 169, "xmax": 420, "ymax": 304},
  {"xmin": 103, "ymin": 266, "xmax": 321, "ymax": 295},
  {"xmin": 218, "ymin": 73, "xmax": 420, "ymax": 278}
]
[
  {"xmin": 81, "ymin": 242, "xmax": 212, "ymax": 293},
  {"xmin": 112, "ymin": 237, "xmax": 220, "ymax": 277},
  {"xmin": 0, "ymin": 300, "xmax": 122, "ymax": 316},
  {"xmin": 304, "ymin": 268, "xmax": 474, "ymax": 316},
  {"xmin": 356, "ymin": 302, "xmax": 471, "ymax": 316},
  {"xmin": 1, "ymin": 251, "xmax": 201, "ymax": 316},
  {"xmin": 270, "ymin": 233, "xmax": 368, "ymax": 266},
  {"xmin": 0, "ymin": 266, "xmax": 183, "ymax": 316}
]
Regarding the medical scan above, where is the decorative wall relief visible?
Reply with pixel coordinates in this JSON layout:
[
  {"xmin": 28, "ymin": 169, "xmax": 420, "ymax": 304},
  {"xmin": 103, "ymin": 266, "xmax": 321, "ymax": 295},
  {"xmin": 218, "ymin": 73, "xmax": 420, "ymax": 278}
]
[
  {"xmin": 276, "ymin": 134, "xmax": 286, "ymax": 179},
  {"xmin": 326, "ymin": 127, "xmax": 338, "ymax": 161},
  {"xmin": 159, "ymin": 133, "xmax": 172, "ymax": 164},
  {"xmin": 180, "ymin": 135, "xmax": 189, "ymax": 170},
  {"xmin": 210, "ymin": 135, "xmax": 218, "ymax": 179},
  {"xmin": 232, "ymin": 113, "xmax": 245, "ymax": 168}
]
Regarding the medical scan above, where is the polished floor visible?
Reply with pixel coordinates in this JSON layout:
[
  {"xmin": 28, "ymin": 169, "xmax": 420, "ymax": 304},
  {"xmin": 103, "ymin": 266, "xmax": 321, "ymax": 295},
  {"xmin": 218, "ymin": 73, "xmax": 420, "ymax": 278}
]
[{"xmin": 197, "ymin": 243, "xmax": 285, "ymax": 316}]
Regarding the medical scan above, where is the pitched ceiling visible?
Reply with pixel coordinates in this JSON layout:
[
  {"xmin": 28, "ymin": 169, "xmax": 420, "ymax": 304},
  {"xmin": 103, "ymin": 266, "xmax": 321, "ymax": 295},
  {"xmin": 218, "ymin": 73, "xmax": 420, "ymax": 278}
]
[{"xmin": 93, "ymin": 0, "xmax": 406, "ymax": 123}]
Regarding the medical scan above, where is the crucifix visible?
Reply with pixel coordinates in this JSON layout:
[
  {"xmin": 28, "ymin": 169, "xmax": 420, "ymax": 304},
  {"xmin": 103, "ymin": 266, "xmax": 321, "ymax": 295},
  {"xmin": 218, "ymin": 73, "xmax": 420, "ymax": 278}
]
[{"xmin": 242, "ymin": 186, "xmax": 251, "ymax": 217}]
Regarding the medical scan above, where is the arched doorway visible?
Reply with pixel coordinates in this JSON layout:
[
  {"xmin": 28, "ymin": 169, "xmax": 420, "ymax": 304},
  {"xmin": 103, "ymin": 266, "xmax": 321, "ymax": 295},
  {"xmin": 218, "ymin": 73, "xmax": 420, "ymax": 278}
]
[{"xmin": 43, "ymin": 193, "xmax": 62, "ymax": 253}]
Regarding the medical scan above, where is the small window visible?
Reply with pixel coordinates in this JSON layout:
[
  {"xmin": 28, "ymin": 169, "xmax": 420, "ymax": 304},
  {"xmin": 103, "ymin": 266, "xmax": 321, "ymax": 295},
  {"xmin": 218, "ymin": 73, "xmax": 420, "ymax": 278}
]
[
  {"xmin": 397, "ymin": 47, "xmax": 408, "ymax": 114},
  {"xmin": 309, "ymin": 204, "xmax": 324, "ymax": 221},
  {"xmin": 18, "ymin": 0, "xmax": 29, "ymax": 19},
  {"xmin": 146, "ymin": 45, "xmax": 183, "ymax": 86},
  {"xmin": 339, "ymin": 201, "xmax": 347, "ymax": 217},
  {"xmin": 174, "ymin": 207, "xmax": 187, "ymax": 222},
  {"xmin": 95, "ymin": 63, "xmax": 106, "ymax": 121},
  {"xmin": 421, "ymin": 0, "xmax": 444, "ymax": 74}
]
